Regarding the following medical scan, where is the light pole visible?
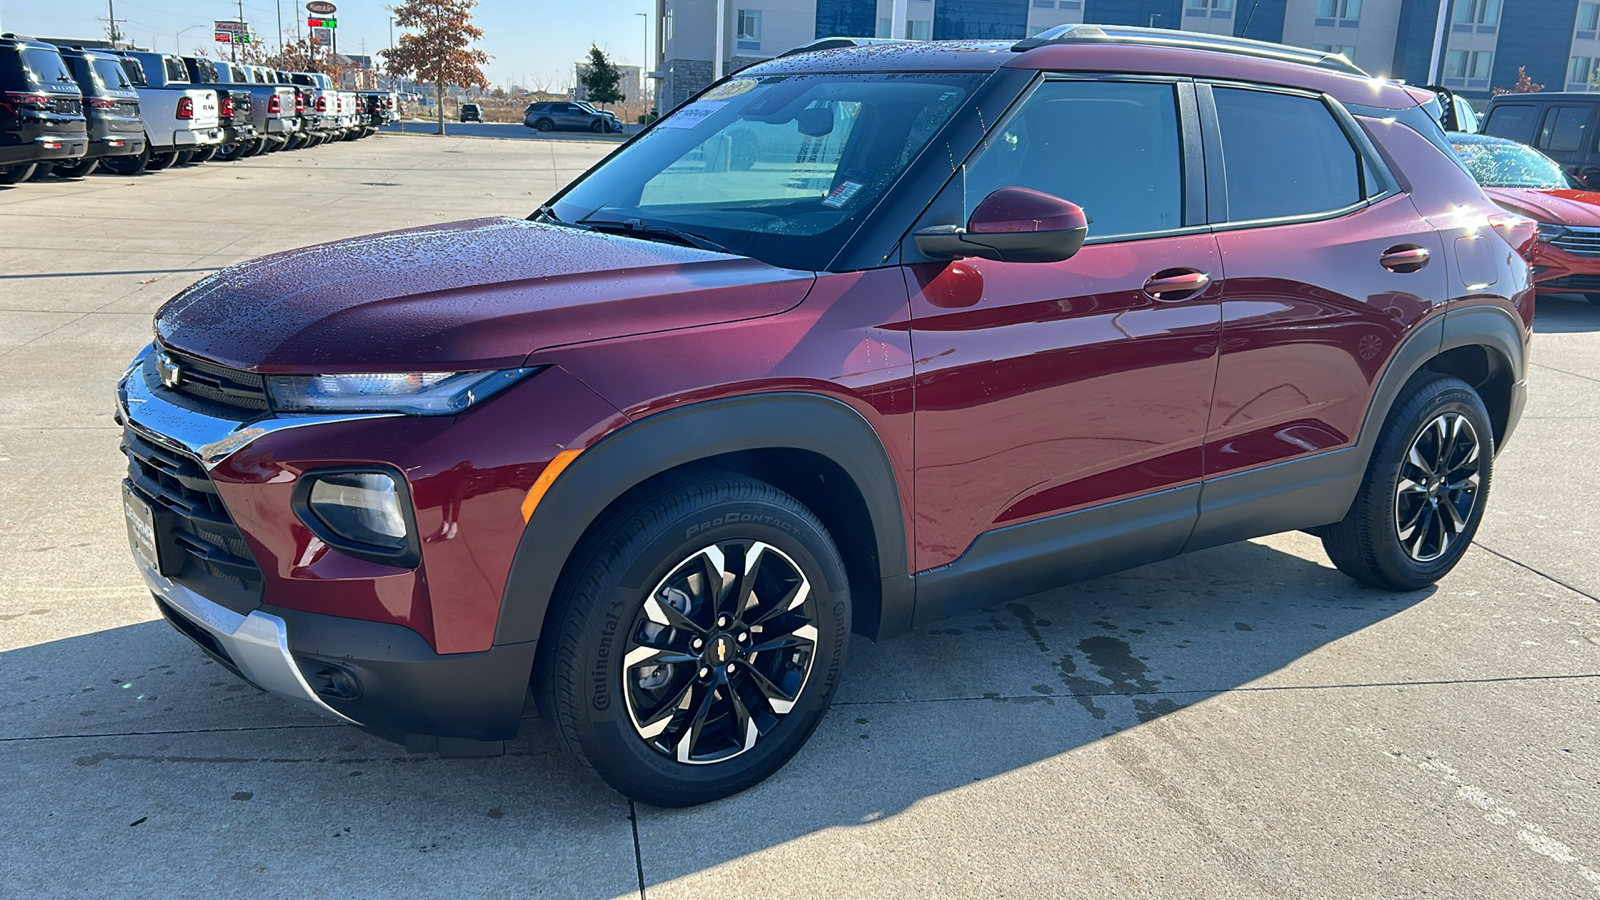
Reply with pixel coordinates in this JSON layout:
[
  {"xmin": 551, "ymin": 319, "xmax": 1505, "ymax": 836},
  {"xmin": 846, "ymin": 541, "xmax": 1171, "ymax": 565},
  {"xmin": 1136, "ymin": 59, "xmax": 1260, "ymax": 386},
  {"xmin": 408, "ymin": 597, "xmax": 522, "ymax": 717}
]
[
  {"xmin": 635, "ymin": 11, "xmax": 648, "ymax": 112},
  {"xmin": 175, "ymin": 24, "xmax": 204, "ymax": 55}
]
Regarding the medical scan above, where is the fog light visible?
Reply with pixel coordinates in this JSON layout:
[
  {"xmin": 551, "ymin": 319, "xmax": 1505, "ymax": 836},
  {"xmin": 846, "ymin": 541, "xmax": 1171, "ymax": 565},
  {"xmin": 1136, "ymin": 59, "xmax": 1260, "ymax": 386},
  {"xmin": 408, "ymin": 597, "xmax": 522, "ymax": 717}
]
[{"xmin": 306, "ymin": 472, "xmax": 408, "ymax": 549}]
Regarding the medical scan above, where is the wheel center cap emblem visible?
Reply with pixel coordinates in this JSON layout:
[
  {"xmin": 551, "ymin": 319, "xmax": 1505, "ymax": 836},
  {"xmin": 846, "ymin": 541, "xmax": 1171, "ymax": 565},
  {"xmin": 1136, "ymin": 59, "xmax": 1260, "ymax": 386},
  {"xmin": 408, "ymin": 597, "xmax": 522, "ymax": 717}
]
[{"xmin": 710, "ymin": 635, "xmax": 734, "ymax": 665}]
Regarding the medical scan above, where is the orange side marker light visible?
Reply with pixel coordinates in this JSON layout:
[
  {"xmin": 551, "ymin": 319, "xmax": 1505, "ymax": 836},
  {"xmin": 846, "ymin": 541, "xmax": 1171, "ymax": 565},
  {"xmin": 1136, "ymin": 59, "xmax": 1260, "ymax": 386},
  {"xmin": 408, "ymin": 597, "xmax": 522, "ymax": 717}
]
[{"xmin": 521, "ymin": 448, "xmax": 583, "ymax": 523}]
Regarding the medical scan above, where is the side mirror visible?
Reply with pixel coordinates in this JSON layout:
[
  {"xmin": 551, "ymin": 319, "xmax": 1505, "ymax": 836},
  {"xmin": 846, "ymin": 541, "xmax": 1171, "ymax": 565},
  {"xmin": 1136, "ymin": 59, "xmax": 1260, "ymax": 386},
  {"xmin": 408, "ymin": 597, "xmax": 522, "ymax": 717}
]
[{"xmin": 914, "ymin": 187, "xmax": 1088, "ymax": 264}]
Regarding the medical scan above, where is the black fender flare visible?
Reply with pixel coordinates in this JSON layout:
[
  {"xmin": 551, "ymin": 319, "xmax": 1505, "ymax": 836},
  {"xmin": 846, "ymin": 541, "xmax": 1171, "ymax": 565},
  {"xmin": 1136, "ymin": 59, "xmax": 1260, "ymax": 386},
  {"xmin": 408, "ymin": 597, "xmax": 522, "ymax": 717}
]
[{"xmin": 493, "ymin": 392, "xmax": 912, "ymax": 647}]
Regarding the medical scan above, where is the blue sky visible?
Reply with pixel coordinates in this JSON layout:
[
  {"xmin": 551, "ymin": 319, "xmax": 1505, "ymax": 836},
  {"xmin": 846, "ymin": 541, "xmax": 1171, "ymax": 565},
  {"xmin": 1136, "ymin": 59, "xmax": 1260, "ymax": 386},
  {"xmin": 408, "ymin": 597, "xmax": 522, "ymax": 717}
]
[{"xmin": 0, "ymin": 0, "xmax": 655, "ymax": 90}]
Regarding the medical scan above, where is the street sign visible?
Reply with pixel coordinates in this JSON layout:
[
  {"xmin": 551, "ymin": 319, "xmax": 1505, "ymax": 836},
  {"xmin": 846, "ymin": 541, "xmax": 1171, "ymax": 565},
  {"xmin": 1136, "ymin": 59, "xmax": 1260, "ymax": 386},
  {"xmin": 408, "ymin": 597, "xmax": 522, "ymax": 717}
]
[
  {"xmin": 214, "ymin": 20, "xmax": 247, "ymax": 34},
  {"xmin": 305, "ymin": 1, "xmax": 337, "ymax": 14},
  {"xmin": 307, "ymin": 17, "xmax": 339, "ymax": 28},
  {"xmin": 311, "ymin": 26, "xmax": 332, "ymax": 44}
]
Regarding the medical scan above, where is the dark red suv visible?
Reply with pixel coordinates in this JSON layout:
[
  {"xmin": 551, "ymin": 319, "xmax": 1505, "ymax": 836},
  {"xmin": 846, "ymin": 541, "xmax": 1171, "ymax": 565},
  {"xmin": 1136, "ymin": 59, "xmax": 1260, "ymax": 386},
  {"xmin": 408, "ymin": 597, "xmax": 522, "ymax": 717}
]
[{"xmin": 118, "ymin": 26, "xmax": 1534, "ymax": 806}]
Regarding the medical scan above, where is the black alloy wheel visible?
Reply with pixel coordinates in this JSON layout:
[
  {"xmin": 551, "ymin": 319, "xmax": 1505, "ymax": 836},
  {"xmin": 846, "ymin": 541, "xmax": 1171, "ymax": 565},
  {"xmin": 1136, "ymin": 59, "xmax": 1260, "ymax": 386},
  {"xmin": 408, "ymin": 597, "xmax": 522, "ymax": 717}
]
[
  {"xmin": 1322, "ymin": 373, "xmax": 1493, "ymax": 590},
  {"xmin": 535, "ymin": 118, "xmax": 553, "ymax": 132},
  {"xmin": 538, "ymin": 473, "xmax": 850, "ymax": 807},
  {"xmin": 99, "ymin": 143, "xmax": 148, "ymax": 175},
  {"xmin": 214, "ymin": 141, "xmax": 243, "ymax": 161}
]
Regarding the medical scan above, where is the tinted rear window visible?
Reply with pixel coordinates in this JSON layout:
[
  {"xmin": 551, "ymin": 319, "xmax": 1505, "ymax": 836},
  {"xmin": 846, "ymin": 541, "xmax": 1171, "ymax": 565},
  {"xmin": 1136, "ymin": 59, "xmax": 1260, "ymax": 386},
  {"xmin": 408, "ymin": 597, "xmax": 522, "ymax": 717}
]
[
  {"xmin": 92, "ymin": 57, "xmax": 133, "ymax": 91},
  {"xmin": 1213, "ymin": 87, "xmax": 1362, "ymax": 222},
  {"xmin": 20, "ymin": 47, "xmax": 73, "ymax": 88},
  {"xmin": 1539, "ymin": 106, "xmax": 1591, "ymax": 153},
  {"xmin": 1484, "ymin": 104, "xmax": 1539, "ymax": 143},
  {"xmin": 163, "ymin": 56, "xmax": 187, "ymax": 84}
]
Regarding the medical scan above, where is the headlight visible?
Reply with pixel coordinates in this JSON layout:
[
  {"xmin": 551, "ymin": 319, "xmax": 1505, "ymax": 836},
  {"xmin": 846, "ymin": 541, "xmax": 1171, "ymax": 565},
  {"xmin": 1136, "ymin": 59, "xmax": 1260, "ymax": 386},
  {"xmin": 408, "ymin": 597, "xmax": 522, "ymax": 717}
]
[
  {"xmin": 1536, "ymin": 222, "xmax": 1568, "ymax": 243},
  {"xmin": 265, "ymin": 368, "xmax": 537, "ymax": 415}
]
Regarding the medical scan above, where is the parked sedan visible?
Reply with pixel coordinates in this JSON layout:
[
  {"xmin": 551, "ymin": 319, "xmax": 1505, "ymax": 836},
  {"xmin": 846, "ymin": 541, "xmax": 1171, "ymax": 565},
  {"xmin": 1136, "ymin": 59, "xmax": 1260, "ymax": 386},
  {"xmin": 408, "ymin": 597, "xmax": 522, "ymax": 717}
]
[
  {"xmin": 1452, "ymin": 131, "xmax": 1600, "ymax": 299},
  {"xmin": 523, "ymin": 100, "xmax": 616, "ymax": 133}
]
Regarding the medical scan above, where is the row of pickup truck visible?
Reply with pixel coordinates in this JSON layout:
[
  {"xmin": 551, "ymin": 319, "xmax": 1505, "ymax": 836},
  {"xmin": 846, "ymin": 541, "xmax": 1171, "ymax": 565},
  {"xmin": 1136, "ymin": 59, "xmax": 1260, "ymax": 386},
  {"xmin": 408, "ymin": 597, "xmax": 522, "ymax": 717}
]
[{"xmin": 0, "ymin": 35, "xmax": 401, "ymax": 182}]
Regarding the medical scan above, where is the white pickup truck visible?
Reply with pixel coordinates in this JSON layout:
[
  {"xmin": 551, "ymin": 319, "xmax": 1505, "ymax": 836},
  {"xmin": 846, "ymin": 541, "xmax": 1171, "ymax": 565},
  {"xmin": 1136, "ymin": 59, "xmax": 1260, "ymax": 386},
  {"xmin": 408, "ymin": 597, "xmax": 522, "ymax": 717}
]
[
  {"xmin": 289, "ymin": 71, "xmax": 357, "ymax": 142},
  {"xmin": 212, "ymin": 60, "xmax": 299, "ymax": 153},
  {"xmin": 119, "ymin": 51, "xmax": 221, "ymax": 170}
]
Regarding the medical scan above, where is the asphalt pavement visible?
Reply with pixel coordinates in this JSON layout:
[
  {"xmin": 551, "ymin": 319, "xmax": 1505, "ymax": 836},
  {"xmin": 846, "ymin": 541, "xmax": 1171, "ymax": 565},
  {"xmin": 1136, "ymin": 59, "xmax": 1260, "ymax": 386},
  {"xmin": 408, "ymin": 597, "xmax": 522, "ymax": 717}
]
[
  {"xmin": 381, "ymin": 118, "xmax": 633, "ymax": 141},
  {"xmin": 1, "ymin": 134, "xmax": 1597, "ymax": 898}
]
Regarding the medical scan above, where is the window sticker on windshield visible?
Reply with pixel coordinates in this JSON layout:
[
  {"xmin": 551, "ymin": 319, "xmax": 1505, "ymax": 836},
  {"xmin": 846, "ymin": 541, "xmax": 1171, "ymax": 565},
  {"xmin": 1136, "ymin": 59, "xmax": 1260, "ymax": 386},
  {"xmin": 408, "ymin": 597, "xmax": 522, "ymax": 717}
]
[
  {"xmin": 702, "ymin": 79, "xmax": 758, "ymax": 101},
  {"xmin": 659, "ymin": 100, "xmax": 727, "ymax": 129},
  {"xmin": 822, "ymin": 180, "xmax": 864, "ymax": 208}
]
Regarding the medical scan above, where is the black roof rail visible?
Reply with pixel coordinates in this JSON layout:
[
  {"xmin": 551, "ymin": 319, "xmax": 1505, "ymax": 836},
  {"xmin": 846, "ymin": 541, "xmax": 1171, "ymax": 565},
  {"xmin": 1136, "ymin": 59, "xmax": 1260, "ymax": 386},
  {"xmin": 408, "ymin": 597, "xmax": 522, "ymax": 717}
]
[
  {"xmin": 781, "ymin": 36, "xmax": 910, "ymax": 57},
  {"xmin": 1012, "ymin": 23, "xmax": 1368, "ymax": 77}
]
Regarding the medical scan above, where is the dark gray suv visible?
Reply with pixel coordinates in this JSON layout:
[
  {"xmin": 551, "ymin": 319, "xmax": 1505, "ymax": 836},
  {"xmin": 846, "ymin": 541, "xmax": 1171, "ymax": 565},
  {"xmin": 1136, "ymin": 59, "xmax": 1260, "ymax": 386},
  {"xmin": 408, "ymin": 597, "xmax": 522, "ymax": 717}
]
[{"xmin": 523, "ymin": 100, "xmax": 617, "ymax": 133}]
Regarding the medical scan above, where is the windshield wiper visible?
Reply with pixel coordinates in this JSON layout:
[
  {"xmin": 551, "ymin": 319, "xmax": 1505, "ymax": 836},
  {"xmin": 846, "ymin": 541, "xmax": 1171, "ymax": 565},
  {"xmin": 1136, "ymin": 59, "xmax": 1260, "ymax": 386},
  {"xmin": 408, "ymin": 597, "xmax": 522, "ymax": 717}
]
[{"xmin": 579, "ymin": 217, "xmax": 733, "ymax": 254}]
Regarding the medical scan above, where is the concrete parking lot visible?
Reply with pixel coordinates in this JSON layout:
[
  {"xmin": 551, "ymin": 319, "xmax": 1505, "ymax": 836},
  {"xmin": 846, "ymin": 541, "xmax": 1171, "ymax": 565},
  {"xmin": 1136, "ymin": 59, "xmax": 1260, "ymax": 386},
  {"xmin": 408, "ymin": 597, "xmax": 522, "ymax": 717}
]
[{"xmin": 2, "ymin": 134, "xmax": 1598, "ymax": 898}]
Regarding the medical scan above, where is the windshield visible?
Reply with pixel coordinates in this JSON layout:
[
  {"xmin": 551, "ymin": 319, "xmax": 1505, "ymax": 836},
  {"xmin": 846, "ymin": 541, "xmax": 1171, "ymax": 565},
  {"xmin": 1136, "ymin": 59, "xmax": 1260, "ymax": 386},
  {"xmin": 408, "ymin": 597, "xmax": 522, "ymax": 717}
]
[
  {"xmin": 1453, "ymin": 139, "xmax": 1572, "ymax": 188},
  {"xmin": 551, "ymin": 72, "xmax": 984, "ymax": 270},
  {"xmin": 20, "ymin": 47, "xmax": 74, "ymax": 89}
]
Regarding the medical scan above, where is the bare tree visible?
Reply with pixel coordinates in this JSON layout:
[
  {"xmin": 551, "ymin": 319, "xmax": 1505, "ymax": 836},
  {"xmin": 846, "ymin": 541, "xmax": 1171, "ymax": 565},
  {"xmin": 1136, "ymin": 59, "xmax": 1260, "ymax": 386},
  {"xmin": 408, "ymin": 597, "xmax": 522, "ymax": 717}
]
[{"xmin": 382, "ymin": 0, "xmax": 492, "ymax": 135}]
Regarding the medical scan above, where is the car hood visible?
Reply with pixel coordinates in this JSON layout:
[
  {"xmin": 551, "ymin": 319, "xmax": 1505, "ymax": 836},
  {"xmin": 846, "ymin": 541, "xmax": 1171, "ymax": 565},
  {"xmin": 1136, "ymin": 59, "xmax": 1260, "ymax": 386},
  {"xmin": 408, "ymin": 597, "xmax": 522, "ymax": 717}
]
[
  {"xmin": 155, "ymin": 217, "xmax": 816, "ymax": 373},
  {"xmin": 1483, "ymin": 187, "xmax": 1600, "ymax": 227}
]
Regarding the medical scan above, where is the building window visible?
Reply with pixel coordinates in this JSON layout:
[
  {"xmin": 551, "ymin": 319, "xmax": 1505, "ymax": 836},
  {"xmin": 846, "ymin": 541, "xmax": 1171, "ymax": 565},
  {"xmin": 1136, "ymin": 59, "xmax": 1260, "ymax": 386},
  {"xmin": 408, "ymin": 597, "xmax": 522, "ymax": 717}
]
[
  {"xmin": 1452, "ymin": 0, "xmax": 1500, "ymax": 31},
  {"xmin": 1315, "ymin": 0, "xmax": 1361, "ymax": 26},
  {"xmin": 877, "ymin": 17, "xmax": 892, "ymax": 37},
  {"xmin": 1312, "ymin": 43, "xmax": 1357, "ymax": 58},
  {"xmin": 1571, "ymin": 56, "xmax": 1595, "ymax": 87},
  {"xmin": 1444, "ymin": 49, "xmax": 1493, "ymax": 82},
  {"xmin": 1033, "ymin": 0, "xmax": 1056, "ymax": 7},
  {"xmin": 736, "ymin": 9, "xmax": 760, "ymax": 43},
  {"xmin": 1186, "ymin": 0, "xmax": 1233, "ymax": 10},
  {"xmin": 1579, "ymin": 2, "xmax": 1600, "ymax": 37},
  {"xmin": 665, "ymin": 8, "xmax": 674, "ymax": 41},
  {"xmin": 906, "ymin": 19, "xmax": 931, "ymax": 40}
]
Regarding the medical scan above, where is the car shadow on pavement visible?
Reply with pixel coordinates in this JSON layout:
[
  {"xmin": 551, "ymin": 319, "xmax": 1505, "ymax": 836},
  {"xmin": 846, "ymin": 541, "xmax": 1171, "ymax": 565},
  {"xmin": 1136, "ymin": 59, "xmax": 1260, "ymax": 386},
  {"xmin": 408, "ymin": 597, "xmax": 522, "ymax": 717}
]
[
  {"xmin": 1534, "ymin": 294, "xmax": 1600, "ymax": 333},
  {"xmin": 1, "ymin": 534, "xmax": 1429, "ymax": 890}
]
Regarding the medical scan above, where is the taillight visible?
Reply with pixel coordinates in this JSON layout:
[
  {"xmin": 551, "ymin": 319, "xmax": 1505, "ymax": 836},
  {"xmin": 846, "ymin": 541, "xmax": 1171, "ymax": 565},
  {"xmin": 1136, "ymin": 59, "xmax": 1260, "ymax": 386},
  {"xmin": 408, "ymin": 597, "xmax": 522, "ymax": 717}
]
[
  {"xmin": 1, "ymin": 91, "xmax": 54, "ymax": 113},
  {"xmin": 267, "ymin": 94, "xmax": 281, "ymax": 113},
  {"xmin": 220, "ymin": 96, "xmax": 234, "ymax": 118},
  {"xmin": 1488, "ymin": 211, "xmax": 1539, "ymax": 263},
  {"xmin": 316, "ymin": 96, "xmax": 327, "ymax": 112},
  {"xmin": 176, "ymin": 96, "xmax": 194, "ymax": 120},
  {"xmin": 385, "ymin": 97, "xmax": 393, "ymax": 108},
  {"xmin": 87, "ymin": 97, "xmax": 117, "ymax": 109},
  {"xmin": 295, "ymin": 94, "xmax": 304, "ymax": 113}
]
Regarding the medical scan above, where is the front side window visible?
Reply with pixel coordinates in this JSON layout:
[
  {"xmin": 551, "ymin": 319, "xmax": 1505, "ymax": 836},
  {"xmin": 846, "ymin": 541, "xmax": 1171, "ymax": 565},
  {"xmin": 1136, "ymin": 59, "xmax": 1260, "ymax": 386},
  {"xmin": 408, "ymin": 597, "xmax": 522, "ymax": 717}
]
[
  {"xmin": 551, "ymin": 72, "xmax": 983, "ymax": 270},
  {"xmin": 1212, "ymin": 87, "xmax": 1362, "ymax": 222},
  {"xmin": 960, "ymin": 80, "xmax": 1184, "ymax": 239}
]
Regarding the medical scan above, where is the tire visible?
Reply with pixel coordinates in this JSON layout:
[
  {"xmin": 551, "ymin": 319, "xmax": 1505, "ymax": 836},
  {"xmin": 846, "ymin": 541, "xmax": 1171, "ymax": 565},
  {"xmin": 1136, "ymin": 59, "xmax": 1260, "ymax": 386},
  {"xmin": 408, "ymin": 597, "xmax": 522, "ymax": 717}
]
[
  {"xmin": 100, "ymin": 145, "xmax": 148, "ymax": 175},
  {"xmin": 0, "ymin": 163, "xmax": 37, "ymax": 184},
  {"xmin": 173, "ymin": 150, "xmax": 195, "ymax": 166},
  {"xmin": 1322, "ymin": 373, "xmax": 1493, "ymax": 591},
  {"xmin": 26, "ymin": 163, "xmax": 51, "ymax": 180},
  {"xmin": 537, "ymin": 473, "xmax": 850, "ymax": 807},
  {"xmin": 214, "ymin": 142, "xmax": 243, "ymax": 161},
  {"xmin": 191, "ymin": 146, "xmax": 216, "ymax": 163},
  {"xmin": 145, "ymin": 151, "xmax": 175, "ymax": 171},
  {"xmin": 591, "ymin": 119, "xmax": 606, "ymax": 133},
  {"xmin": 244, "ymin": 139, "xmax": 267, "ymax": 157},
  {"xmin": 52, "ymin": 158, "xmax": 98, "ymax": 178},
  {"xmin": 535, "ymin": 118, "xmax": 553, "ymax": 132}
]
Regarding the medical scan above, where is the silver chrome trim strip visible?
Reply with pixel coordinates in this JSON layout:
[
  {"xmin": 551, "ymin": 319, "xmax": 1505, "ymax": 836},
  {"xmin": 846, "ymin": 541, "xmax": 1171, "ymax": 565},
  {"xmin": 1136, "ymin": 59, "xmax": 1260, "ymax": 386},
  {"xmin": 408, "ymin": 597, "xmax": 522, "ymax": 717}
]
[
  {"xmin": 135, "ymin": 552, "xmax": 360, "ymax": 725},
  {"xmin": 117, "ymin": 343, "xmax": 396, "ymax": 470}
]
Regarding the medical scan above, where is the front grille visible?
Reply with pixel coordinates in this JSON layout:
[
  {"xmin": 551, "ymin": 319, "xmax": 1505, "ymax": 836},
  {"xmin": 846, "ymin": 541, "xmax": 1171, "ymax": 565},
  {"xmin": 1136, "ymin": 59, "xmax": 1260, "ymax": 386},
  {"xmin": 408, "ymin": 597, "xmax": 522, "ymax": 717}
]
[
  {"xmin": 161, "ymin": 346, "xmax": 270, "ymax": 412},
  {"xmin": 1539, "ymin": 273, "xmax": 1600, "ymax": 291},
  {"xmin": 1547, "ymin": 226, "xmax": 1600, "ymax": 257},
  {"xmin": 123, "ymin": 425, "xmax": 263, "ymax": 615}
]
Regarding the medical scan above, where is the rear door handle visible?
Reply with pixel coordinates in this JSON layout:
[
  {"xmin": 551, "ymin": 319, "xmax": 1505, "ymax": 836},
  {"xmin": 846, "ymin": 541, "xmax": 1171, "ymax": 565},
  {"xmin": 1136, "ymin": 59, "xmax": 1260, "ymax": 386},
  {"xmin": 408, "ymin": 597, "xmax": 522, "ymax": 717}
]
[
  {"xmin": 1143, "ymin": 269, "xmax": 1211, "ymax": 302},
  {"xmin": 1380, "ymin": 245, "xmax": 1431, "ymax": 273}
]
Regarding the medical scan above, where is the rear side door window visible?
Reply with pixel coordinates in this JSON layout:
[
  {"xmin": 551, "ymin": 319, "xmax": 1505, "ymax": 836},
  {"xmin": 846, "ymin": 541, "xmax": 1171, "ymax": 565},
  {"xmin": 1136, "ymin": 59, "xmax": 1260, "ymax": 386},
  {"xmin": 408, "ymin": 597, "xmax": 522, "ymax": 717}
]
[
  {"xmin": 1483, "ymin": 103, "xmax": 1538, "ymax": 143},
  {"xmin": 1209, "ymin": 86, "xmax": 1364, "ymax": 222},
  {"xmin": 1537, "ymin": 105, "xmax": 1592, "ymax": 153}
]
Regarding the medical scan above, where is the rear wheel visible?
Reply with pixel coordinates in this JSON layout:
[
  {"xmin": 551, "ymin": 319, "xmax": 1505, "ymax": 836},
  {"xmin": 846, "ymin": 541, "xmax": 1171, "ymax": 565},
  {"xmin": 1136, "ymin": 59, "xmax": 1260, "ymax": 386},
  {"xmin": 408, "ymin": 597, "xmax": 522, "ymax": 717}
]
[
  {"xmin": 0, "ymin": 163, "xmax": 37, "ymax": 184},
  {"xmin": 1322, "ymin": 374, "xmax": 1492, "ymax": 591},
  {"xmin": 173, "ymin": 150, "xmax": 195, "ymax": 166},
  {"xmin": 52, "ymin": 158, "xmax": 98, "ymax": 178},
  {"xmin": 144, "ymin": 151, "xmax": 175, "ymax": 171},
  {"xmin": 191, "ymin": 146, "xmax": 216, "ymax": 163},
  {"xmin": 214, "ymin": 141, "xmax": 244, "ymax": 161},
  {"xmin": 535, "ymin": 118, "xmax": 553, "ymax": 132},
  {"xmin": 537, "ymin": 474, "xmax": 850, "ymax": 807},
  {"xmin": 100, "ymin": 144, "xmax": 148, "ymax": 175}
]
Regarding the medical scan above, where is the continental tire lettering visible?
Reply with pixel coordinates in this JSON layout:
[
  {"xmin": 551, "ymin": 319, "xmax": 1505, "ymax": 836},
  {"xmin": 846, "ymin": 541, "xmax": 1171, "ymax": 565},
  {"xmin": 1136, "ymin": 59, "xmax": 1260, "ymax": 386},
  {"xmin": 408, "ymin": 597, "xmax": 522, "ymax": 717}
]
[
  {"xmin": 592, "ymin": 612, "xmax": 620, "ymax": 711},
  {"xmin": 685, "ymin": 513, "xmax": 799, "ymax": 540}
]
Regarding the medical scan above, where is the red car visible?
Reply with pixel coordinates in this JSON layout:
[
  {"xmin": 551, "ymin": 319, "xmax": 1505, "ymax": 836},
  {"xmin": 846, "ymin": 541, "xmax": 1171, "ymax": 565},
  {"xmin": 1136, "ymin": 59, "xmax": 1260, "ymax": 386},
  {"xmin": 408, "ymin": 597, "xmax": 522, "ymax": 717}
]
[
  {"xmin": 1452, "ymin": 131, "xmax": 1600, "ymax": 299},
  {"xmin": 119, "ymin": 26, "xmax": 1533, "ymax": 806}
]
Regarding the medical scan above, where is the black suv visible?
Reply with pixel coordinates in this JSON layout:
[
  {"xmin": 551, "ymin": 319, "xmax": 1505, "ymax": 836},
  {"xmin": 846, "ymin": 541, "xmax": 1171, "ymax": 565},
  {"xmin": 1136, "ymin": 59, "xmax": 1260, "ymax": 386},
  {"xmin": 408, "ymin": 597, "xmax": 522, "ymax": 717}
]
[
  {"xmin": 1483, "ymin": 92, "xmax": 1600, "ymax": 186},
  {"xmin": 54, "ymin": 45, "xmax": 145, "ymax": 178},
  {"xmin": 0, "ymin": 37, "xmax": 88, "ymax": 183},
  {"xmin": 459, "ymin": 102, "xmax": 482, "ymax": 122}
]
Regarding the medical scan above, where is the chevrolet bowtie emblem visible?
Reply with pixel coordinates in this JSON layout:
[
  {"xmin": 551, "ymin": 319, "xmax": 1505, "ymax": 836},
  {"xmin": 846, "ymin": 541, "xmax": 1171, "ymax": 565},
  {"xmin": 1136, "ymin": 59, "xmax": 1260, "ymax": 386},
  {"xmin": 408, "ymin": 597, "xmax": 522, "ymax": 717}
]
[{"xmin": 156, "ymin": 352, "xmax": 182, "ymax": 389}]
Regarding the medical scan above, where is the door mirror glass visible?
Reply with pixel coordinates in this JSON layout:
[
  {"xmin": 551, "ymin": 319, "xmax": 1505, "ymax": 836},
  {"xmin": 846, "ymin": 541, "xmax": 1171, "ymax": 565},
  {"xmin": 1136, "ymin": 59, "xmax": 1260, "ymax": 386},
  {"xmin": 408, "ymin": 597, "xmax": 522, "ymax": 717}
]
[{"xmin": 915, "ymin": 187, "xmax": 1088, "ymax": 263}]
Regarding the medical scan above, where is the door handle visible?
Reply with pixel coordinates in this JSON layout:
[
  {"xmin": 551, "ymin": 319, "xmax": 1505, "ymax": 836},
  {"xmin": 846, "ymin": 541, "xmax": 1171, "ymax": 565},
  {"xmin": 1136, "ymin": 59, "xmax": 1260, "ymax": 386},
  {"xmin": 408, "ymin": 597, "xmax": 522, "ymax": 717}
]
[
  {"xmin": 1143, "ymin": 269, "xmax": 1211, "ymax": 302},
  {"xmin": 1380, "ymin": 245, "xmax": 1431, "ymax": 273}
]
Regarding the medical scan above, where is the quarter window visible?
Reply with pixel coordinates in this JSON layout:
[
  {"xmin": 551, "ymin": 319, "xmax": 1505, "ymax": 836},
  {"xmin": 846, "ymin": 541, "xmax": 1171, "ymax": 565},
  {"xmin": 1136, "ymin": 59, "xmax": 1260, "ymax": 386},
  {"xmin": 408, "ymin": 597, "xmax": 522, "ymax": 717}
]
[
  {"xmin": 960, "ymin": 80, "xmax": 1185, "ymax": 239},
  {"xmin": 1211, "ymin": 87, "xmax": 1362, "ymax": 222}
]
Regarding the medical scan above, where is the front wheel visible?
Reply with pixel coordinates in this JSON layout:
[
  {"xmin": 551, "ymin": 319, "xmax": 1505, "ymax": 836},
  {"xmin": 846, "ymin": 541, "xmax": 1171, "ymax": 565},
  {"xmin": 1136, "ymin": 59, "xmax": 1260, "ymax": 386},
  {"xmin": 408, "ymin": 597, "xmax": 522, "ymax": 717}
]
[
  {"xmin": 538, "ymin": 474, "xmax": 850, "ymax": 807},
  {"xmin": 1322, "ymin": 374, "xmax": 1493, "ymax": 591},
  {"xmin": 53, "ymin": 158, "xmax": 98, "ymax": 178}
]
